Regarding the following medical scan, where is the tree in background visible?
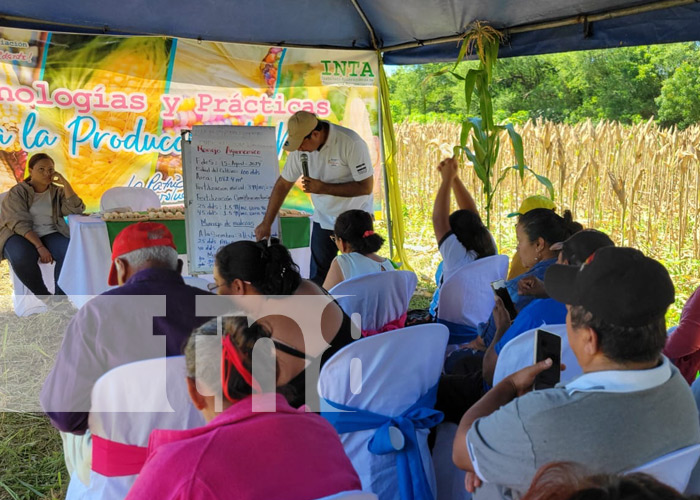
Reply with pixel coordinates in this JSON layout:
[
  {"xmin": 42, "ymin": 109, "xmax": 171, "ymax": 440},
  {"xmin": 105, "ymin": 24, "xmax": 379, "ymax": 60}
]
[{"xmin": 388, "ymin": 42, "xmax": 700, "ymax": 129}]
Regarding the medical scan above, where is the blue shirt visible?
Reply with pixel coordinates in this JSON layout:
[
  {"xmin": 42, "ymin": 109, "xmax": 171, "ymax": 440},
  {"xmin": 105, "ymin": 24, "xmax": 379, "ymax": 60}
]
[
  {"xmin": 494, "ymin": 298, "xmax": 567, "ymax": 355},
  {"xmin": 478, "ymin": 258, "xmax": 557, "ymax": 347}
]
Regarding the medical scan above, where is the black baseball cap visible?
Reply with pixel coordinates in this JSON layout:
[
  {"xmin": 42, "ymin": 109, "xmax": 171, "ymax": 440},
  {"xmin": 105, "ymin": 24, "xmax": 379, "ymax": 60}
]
[
  {"xmin": 544, "ymin": 246, "xmax": 674, "ymax": 327},
  {"xmin": 549, "ymin": 229, "xmax": 615, "ymax": 266}
]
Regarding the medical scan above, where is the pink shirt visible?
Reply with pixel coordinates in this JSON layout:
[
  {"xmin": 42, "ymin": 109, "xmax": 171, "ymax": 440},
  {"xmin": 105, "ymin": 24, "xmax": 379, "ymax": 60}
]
[
  {"xmin": 664, "ymin": 287, "xmax": 700, "ymax": 384},
  {"xmin": 126, "ymin": 394, "xmax": 361, "ymax": 500}
]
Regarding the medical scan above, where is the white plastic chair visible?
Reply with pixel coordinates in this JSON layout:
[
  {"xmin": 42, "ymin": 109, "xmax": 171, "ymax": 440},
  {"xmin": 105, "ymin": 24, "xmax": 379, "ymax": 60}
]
[
  {"xmin": 316, "ymin": 492, "xmax": 379, "ymax": 500},
  {"xmin": 318, "ymin": 323, "xmax": 449, "ymax": 500},
  {"xmin": 627, "ymin": 443, "xmax": 700, "ymax": 493},
  {"xmin": 0, "ymin": 191, "xmax": 56, "ymax": 316},
  {"xmin": 492, "ymin": 324, "xmax": 581, "ymax": 386},
  {"xmin": 65, "ymin": 356, "xmax": 205, "ymax": 499},
  {"xmin": 99, "ymin": 187, "xmax": 161, "ymax": 212},
  {"xmin": 329, "ymin": 270, "xmax": 417, "ymax": 336},
  {"xmin": 437, "ymin": 254, "xmax": 508, "ymax": 343}
]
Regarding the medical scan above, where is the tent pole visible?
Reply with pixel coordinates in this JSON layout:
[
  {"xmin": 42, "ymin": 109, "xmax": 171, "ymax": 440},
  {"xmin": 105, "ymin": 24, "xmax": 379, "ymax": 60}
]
[
  {"xmin": 382, "ymin": 0, "xmax": 698, "ymax": 53},
  {"xmin": 348, "ymin": 0, "xmax": 380, "ymax": 49}
]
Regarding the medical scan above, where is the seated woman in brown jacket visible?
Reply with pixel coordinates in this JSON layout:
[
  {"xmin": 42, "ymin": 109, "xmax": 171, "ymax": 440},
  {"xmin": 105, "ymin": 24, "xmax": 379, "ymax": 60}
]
[{"xmin": 0, "ymin": 153, "xmax": 85, "ymax": 298}]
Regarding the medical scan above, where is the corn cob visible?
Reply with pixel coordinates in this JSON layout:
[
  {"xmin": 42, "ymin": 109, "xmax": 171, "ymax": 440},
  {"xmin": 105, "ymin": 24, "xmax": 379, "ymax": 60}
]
[{"xmin": 41, "ymin": 37, "xmax": 169, "ymax": 208}]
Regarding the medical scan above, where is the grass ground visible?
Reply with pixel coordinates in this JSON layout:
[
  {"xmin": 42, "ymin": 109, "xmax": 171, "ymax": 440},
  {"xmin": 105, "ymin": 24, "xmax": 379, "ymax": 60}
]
[{"xmin": 0, "ymin": 261, "xmax": 69, "ymax": 499}]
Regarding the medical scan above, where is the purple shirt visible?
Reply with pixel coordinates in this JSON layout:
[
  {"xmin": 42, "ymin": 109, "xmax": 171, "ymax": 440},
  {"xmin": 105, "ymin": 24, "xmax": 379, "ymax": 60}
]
[{"xmin": 40, "ymin": 268, "xmax": 212, "ymax": 433}]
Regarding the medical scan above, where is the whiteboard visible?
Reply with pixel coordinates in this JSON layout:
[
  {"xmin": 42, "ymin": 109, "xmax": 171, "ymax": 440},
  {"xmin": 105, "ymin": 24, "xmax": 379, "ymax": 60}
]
[{"xmin": 181, "ymin": 125, "xmax": 279, "ymax": 274}]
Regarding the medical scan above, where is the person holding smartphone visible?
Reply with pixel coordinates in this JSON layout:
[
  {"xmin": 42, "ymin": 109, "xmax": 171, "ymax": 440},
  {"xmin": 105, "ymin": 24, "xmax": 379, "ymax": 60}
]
[
  {"xmin": 0, "ymin": 153, "xmax": 85, "ymax": 300},
  {"xmin": 482, "ymin": 229, "xmax": 615, "ymax": 385},
  {"xmin": 453, "ymin": 247, "xmax": 700, "ymax": 499}
]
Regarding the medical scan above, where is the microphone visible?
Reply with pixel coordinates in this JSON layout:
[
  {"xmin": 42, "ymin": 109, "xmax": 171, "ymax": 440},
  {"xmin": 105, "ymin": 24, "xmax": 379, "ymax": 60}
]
[{"xmin": 301, "ymin": 153, "xmax": 309, "ymax": 178}]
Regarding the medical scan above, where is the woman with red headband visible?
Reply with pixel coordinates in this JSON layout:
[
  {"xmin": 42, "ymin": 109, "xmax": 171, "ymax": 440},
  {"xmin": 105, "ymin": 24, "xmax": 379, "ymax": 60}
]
[
  {"xmin": 322, "ymin": 209, "xmax": 394, "ymax": 290},
  {"xmin": 126, "ymin": 317, "xmax": 361, "ymax": 500}
]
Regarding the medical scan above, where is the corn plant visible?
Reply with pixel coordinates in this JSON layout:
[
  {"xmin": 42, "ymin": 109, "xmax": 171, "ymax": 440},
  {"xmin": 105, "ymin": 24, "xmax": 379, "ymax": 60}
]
[{"xmin": 447, "ymin": 22, "xmax": 553, "ymax": 227}]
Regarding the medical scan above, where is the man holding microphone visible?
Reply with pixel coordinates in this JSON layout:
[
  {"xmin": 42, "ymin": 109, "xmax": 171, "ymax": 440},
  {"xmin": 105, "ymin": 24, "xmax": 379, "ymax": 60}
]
[{"xmin": 255, "ymin": 111, "xmax": 374, "ymax": 286}]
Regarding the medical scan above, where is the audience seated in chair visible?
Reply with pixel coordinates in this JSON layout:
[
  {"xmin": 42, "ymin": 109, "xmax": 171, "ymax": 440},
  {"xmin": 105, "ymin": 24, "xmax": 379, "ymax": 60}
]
[
  {"xmin": 40, "ymin": 223, "xmax": 212, "ymax": 497},
  {"xmin": 212, "ymin": 238, "xmax": 356, "ymax": 410},
  {"xmin": 0, "ymin": 153, "xmax": 85, "ymax": 308},
  {"xmin": 436, "ymin": 209, "xmax": 584, "ymax": 423},
  {"xmin": 436, "ymin": 254, "xmax": 508, "ymax": 344},
  {"xmin": 428, "ymin": 157, "xmax": 497, "ymax": 321},
  {"xmin": 482, "ymin": 229, "xmax": 614, "ymax": 385},
  {"xmin": 505, "ymin": 195, "xmax": 556, "ymax": 280},
  {"xmin": 462, "ymin": 207, "xmax": 582, "ymax": 354},
  {"xmin": 126, "ymin": 317, "xmax": 361, "ymax": 500},
  {"xmin": 323, "ymin": 209, "xmax": 395, "ymax": 291},
  {"xmin": 452, "ymin": 247, "xmax": 700, "ymax": 499}
]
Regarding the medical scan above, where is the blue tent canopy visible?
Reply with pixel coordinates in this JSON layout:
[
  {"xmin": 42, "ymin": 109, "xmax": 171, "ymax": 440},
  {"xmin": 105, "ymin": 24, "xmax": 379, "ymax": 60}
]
[{"xmin": 1, "ymin": 0, "xmax": 699, "ymax": 62}]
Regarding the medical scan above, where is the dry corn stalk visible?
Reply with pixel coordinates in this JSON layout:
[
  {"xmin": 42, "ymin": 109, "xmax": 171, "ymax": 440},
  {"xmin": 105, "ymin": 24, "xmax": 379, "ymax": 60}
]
[{"xmin": 395, "ymin": 119, "xmax": 700, "ymax": 263}]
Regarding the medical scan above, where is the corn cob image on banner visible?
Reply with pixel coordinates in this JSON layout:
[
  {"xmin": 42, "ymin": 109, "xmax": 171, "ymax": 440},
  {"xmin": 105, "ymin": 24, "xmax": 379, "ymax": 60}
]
[{"xmin": 0, "ymin": 28, "xmax": 382, "ymax": 213}]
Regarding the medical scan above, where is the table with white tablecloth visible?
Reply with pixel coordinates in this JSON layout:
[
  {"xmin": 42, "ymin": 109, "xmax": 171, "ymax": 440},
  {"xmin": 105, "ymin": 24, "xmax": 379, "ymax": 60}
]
[{"xmin": 58, "ymin": 215, "xmax": 311, "ymax": 307}]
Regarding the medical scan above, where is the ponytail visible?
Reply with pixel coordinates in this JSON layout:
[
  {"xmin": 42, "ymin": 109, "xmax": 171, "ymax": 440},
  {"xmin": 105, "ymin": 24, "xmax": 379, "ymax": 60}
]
[
  {"xmin": 518, "ymin": 208, "xmax": 582, "ymax": 246},
  {"xmin": 334, "ymin": 209, "xmax": 384, "ymax": 255},
  {"xmin": 215, "ymin": 239, "xmax": 301, "ymax": 295}
]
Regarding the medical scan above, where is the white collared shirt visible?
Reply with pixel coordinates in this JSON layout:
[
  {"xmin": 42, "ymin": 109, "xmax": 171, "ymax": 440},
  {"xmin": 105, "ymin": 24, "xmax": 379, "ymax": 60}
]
[
  {"xmin": 281, "ymin": 123, "xmax": 374, "ymax": 229},
  {"xmin": 564, "ymin": 356, "xmax": 672, "ymax": 395}
]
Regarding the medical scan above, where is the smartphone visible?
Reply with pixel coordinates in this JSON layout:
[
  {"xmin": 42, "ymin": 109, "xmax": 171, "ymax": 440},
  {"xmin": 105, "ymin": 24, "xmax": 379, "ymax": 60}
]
[
  {"xmin": 533, "ymin": 329, "xmax": 562, "ymax": 390},
  {"xmin": 491, "ymin": 279, "xmax": 518, "ymax": 320}
]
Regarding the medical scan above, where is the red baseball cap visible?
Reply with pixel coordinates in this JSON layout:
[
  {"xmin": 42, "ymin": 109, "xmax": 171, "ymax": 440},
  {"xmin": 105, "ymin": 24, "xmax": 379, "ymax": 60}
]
[{"xmin": 108, "ymin": 222, "xmax": 177, "ymax": 286}]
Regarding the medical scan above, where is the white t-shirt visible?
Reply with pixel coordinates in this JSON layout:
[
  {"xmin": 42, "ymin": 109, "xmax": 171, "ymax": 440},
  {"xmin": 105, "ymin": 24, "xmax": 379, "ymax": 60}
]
[
  {"xmin": 281, "ymin": 123, "xmax": 374, "ymax": 229},
  {"xmin": 30, "ymin": 190, "xmax": 57, "ymax": 237},
  {"xmin": 440, "ymin": 233, "xmax": 478, "ymax": 281},
  {"xmin": 335, "ymin": 252, "xmax": 394, "ymax": 281}
]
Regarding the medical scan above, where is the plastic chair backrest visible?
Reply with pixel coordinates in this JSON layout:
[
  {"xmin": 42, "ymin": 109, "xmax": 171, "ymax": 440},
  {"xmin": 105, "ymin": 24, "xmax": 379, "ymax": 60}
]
[
  {"xmin": 66, "ymin": 356, "xmax": 204, "ymax": 499},
  {"xmin": 627, "ymin": 443, "xmax": 700, "ymax": 493},
  {"xmin": 493, "ymin": 324, "xmax": 581, "ymax": 386},
  {"xmin": 329, "ymin": 270, "xmax": 417, "ymax": 332},
  {"xmin": 318, "ymin": 323, "xmax": 449, "ymax": 500},
  {"xmin": 99, "ymin": 187, "xmax": 161, "ymax": 212},
  {"xmin": 437, "ymin": 254, "xmax": 508, "ymax": 327}
]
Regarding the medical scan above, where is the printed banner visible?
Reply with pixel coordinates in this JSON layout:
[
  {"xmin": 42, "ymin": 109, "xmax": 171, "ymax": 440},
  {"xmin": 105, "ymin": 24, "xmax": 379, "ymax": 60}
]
[{"xmin": 0, "ymin": 28, "xmax": 381, "ymax": 213}]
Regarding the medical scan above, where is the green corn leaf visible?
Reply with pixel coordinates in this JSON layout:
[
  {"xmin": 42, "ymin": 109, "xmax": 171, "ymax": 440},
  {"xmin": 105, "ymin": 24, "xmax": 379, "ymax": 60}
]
[
  {"xmin": 485, "ymin": 41, "xmax": 499, "ymax": 83},
  {"xmin": 463, "ymin": 69, "xmax": 480, "ymax": 113},
  {"xmin": 449, "ymin": 71, "xmax": 465, "ymax": 81},
  {"xmin": 528, "ymin": 168, "xmax": 555, "ymax": 199},
  {"xmin": 477, "ymin": 74, "xmax": 494, "ymax": 131},
  {"xmin": 465, "ymin": 149, "xmax": 488, "ymax": 185},
  {"xmin": 472, "ymin": 135, "xmax": 487, "ymax": 163},
  {"xmin": 460, "ymin": 120, "xmax": 475, "ymax": 150},
  {"xmin": 467, "ymin": 117, "xmax": 484, "ymax": 142},
  {"xmin": 454, "ymin": 39, "xmax": 470, "ymax": 70},
  {"xmin": 504, "ymin": 123, "xmax": 526, "ymax": 176}
]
